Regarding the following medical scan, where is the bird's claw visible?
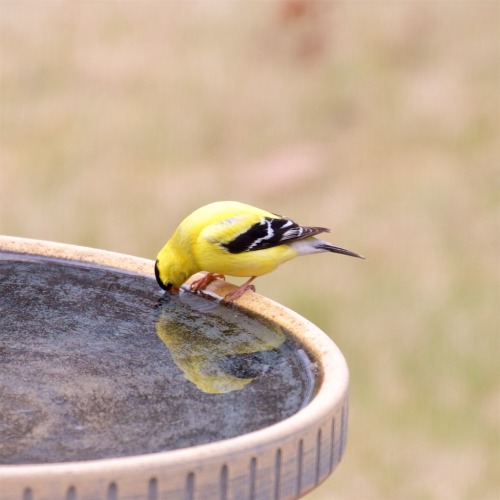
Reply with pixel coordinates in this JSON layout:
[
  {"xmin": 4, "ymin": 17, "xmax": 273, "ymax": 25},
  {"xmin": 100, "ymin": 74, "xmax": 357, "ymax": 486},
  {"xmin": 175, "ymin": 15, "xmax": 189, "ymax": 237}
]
[
  {"xmin": 190, "ymin": 273, "xmax": 225, "ymax": 293},
  {"xmin": 223, "ymin": 280, "xmax": 256, "ymax": 302}
]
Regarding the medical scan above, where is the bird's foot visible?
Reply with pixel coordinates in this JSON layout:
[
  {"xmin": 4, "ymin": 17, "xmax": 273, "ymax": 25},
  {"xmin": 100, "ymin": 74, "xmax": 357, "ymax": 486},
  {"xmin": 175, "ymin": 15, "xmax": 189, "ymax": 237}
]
[
  {"xmin": 190, "ymin": 273, "xmax": 225, "ymax": 293},
  {"xmin": 224, "ymin": 277, "xmax": 257, "ymax": 302}
]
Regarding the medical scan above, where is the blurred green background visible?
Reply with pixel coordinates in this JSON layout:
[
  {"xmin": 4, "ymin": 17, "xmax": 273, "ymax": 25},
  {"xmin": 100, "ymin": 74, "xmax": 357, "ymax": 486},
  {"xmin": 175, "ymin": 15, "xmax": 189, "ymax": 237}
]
[{"xmin": 1, "ymin": 1, "xmax": 498, "ymax": 498}]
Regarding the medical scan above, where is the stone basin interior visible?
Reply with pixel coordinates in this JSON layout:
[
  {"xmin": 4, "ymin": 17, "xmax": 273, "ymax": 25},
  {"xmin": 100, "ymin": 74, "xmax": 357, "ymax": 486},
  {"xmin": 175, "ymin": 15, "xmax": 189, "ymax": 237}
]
[{"xmin": 0, "ymin": 252, "xmax": 320, "ymax": 465}]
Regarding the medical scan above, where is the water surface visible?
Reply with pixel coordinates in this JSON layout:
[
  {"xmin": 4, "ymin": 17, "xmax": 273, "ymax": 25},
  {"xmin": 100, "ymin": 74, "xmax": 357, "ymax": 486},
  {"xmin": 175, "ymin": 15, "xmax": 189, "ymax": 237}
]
[{"xmin": 0, "ymin": 252, "xmax": 318, "ymax": 464}]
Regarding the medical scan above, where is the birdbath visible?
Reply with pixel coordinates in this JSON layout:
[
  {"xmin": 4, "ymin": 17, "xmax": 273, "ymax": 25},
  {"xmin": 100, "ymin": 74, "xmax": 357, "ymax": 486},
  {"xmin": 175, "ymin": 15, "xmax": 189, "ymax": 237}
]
[{"xmin": 0, "ymin": 236, "xmax": 349, "ymax": 500}]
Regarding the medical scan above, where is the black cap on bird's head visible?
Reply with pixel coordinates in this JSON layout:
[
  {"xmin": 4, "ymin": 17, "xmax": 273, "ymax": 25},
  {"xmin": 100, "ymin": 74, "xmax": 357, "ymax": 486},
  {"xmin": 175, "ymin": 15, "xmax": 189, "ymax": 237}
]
[{"xmin": 155, "ymin": 260, "xmax": 173, "ymax": 292}]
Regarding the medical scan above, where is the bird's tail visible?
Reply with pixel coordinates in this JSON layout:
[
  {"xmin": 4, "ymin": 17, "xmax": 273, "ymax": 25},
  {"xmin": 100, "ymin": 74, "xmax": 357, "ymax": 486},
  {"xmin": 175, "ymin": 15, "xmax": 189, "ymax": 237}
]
[{"xmin": 315, "ymin": 242, "xmax": 365, "ymax": 259}]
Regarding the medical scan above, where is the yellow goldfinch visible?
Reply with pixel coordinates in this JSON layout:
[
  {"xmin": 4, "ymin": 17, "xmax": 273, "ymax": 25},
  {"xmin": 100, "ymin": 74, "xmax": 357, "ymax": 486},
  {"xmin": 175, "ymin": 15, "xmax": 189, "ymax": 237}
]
[{"xmin": 155, "ymin": 201, "xmax": 364, "ymax": 302}]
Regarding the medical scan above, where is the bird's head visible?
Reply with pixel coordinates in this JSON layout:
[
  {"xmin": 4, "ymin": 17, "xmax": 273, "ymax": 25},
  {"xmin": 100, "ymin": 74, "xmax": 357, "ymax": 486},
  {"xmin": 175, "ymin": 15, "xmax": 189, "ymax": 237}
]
[
  {"xmin": 154, "ymin": 258, "xmax": 188, "ymax": 293},
  {"xmin": 154, "ymin": 239, "xmax": 194, "ymax": 294},
  {"xmin": 154, "ymin": 259, "xmax": 172, "ymax": 292}
]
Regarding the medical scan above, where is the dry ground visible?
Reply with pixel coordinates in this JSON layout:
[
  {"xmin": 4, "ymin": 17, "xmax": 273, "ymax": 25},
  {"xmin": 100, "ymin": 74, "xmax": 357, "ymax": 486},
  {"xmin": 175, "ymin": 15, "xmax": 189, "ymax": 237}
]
[{"xmin": 1, "ymin": 1, "xmax": 498, "ymax": 499}]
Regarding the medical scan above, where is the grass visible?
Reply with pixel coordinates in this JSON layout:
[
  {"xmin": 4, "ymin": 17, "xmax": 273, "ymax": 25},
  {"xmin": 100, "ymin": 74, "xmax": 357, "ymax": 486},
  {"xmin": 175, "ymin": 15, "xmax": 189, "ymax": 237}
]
[{"xmin": 1, "ymin": 1, "xmax": 498, "ymax": 498}]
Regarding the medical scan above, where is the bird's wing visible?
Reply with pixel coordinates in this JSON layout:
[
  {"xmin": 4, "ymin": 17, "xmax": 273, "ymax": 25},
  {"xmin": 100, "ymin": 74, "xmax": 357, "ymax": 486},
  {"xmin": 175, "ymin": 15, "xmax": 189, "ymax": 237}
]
[{"xmin": 218, "ymin": 216, "xmax": 330, "ymax": 254}]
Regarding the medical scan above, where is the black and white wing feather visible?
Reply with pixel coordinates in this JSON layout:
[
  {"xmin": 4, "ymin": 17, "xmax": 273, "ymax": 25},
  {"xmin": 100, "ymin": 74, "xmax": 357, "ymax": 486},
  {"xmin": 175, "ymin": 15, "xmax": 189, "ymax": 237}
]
[{"xmin": 221, "ymin": 217, "xmax": 329, "ymax": 254}]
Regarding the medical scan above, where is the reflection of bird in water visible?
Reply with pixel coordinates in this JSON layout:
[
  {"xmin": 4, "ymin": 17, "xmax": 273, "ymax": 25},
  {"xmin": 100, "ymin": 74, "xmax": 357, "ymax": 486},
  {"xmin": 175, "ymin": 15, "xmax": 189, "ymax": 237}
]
[
  {"xmin": 155, "ymin": 294, "xmax": 285, "ymax": 394},
  {"xmin": 155, "ymin": 201, "xmax": 364, "ymax": 302}
]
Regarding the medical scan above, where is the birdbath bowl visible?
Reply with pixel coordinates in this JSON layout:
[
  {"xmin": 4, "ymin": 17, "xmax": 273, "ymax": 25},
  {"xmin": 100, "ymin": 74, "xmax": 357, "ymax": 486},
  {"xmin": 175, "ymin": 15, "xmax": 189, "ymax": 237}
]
[{"xmin": 0, "ymin": 236, "xmax": 349, "ymax": 500}]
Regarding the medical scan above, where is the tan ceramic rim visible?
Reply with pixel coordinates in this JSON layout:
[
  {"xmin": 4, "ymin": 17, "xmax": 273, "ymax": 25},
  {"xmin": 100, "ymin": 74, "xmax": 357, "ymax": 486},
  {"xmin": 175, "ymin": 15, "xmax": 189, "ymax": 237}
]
[{"xmin": 0, "ymin": 236, "xmax": 349, "ymax": 500}]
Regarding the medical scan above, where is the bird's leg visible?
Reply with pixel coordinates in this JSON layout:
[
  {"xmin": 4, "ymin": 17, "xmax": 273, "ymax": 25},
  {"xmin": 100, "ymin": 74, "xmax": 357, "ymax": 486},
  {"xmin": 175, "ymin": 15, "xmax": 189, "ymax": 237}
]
[
  {"xmin": 224, "ymin": 276, "xmax": 257, "ymax": 302},
  {"xmin": 190, "ymin": 272, "xmax": 226, "ymax": 293}
]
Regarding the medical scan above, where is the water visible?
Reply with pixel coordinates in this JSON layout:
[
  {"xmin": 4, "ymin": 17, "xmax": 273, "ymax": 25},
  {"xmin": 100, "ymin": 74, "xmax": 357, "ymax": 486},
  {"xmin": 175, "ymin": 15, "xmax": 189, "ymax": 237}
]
[{"xmin": 0, "ymin": 252, "xmax": 318, "ymax": 464}]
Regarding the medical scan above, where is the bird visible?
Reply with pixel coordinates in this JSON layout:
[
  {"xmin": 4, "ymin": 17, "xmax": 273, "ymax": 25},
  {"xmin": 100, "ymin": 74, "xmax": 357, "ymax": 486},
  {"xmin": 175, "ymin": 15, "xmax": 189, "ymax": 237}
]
[{"xmin": 155, "ymin": 201, "xmax": 364, "ymax": 302}]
